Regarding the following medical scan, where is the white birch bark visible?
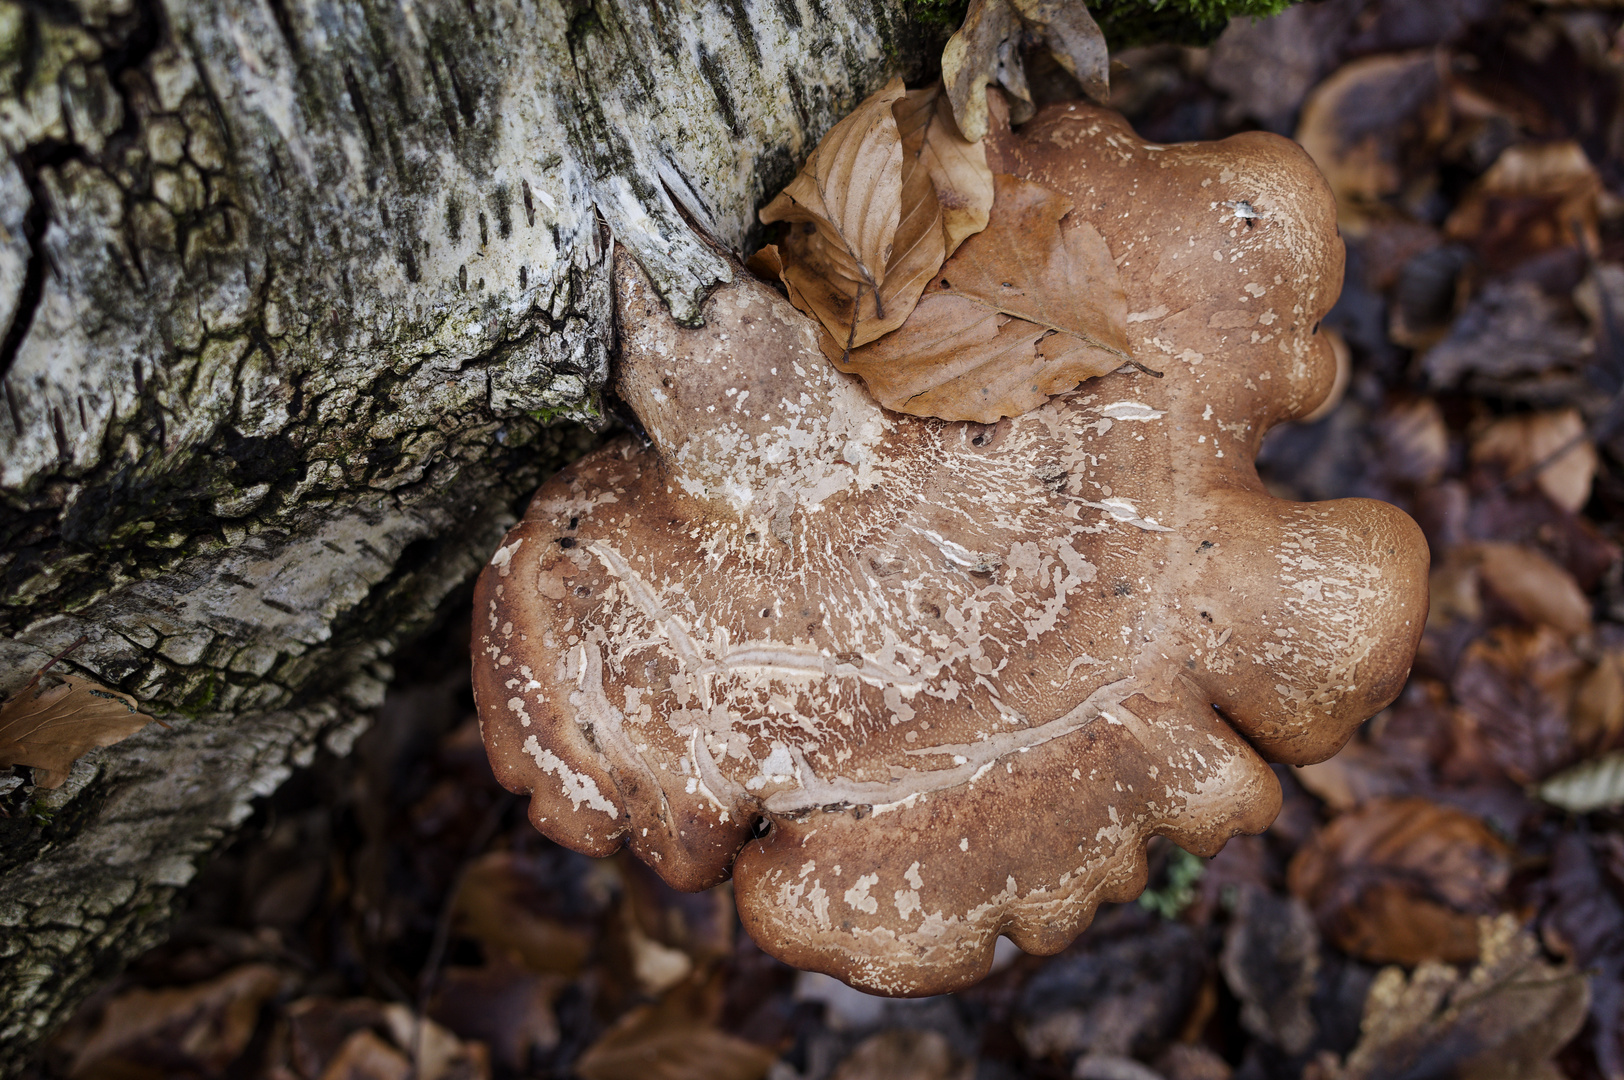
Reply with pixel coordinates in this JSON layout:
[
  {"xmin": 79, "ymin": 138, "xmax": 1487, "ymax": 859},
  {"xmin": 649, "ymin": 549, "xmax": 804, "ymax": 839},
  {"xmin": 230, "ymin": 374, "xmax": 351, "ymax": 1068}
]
[{"xmin": 0, "ymin": 0, "xmax": 939, "ymax": 1063}]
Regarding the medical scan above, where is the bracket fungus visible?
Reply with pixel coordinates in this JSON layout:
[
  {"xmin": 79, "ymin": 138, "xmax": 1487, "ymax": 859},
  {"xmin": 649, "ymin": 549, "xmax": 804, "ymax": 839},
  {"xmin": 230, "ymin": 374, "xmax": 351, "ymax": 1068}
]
[{"xmin": 473, "ymin": 100, "xmax": 1429, "ymax": 996}]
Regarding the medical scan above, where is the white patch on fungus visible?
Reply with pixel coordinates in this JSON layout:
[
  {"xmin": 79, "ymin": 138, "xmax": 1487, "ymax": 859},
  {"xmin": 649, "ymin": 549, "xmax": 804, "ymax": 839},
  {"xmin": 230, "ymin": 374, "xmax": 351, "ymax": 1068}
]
[{"xmin": 522, "ymin": 735, "xmax": 617, "ymax": 815}]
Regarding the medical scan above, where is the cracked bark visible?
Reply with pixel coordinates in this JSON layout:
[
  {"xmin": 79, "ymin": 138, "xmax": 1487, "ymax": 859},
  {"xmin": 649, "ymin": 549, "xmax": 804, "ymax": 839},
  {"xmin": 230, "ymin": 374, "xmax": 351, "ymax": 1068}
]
[{"xmin": 0, "ymin": 0, "xmax": 945, "ymax": 1066}]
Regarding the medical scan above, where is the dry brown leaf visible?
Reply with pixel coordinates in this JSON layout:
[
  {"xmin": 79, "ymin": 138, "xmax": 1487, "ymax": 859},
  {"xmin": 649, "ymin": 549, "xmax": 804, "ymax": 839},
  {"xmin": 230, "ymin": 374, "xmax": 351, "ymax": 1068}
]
[
  {"xmin": 941, "ymin": 0, "xmax": 1109, "ymax": 142},
  {"xmin": 0, "ymin": 674, "xmax": 155, "ymax": 789},
  {"xmin": 452, "ymin": 852, "xmax": 593, "ymax": 975},
  {"xmin": 1472, "ymin": 541, "xmax": 1592, "ymax": 637},
  {"xmin": 1471, "ymin": 410, "xmax": 1596, "ymax": 514},
  {"xmin": 831, "ymin": 173, "xmax": 1130, "ymax": 422},
  {"xmin": 288, "ymin": 999, "xmax": 400, "ymax": 1080},
  {"xmin": 1294, "ymin": 53, "xmax": 1449, "ymax": 233},
  {"xmin": 1572, "ymin": 648, "xmax": 1624, "ymax": 753},
  {"xmin": 1288, "ymin": 797, "xmax": 1511, "ymax": 965},
  {"xmin": 1420, "ymin": 279, "xmax": 1591, "ymax": 392},
  {"xmin": 1376, "ymin": 397, "xmax": 1449, "ymax": 487},
  {"xmin": 759, "ymin": 78, "xmax": 915, "ymax": 349},
  {"xmin": 573, "ymin": 975, "xmax": 777, "ymax": 1080},
  {"xmin": 69, "ymin": 964, "xmax": 284, "ymax": 1078},
  {"xmin": 378, "ymin": 1004, "xmax": 487, "ymax": 1080},
  {"xmin": 1321, "ymin": 915, "xmax": 1589, "ymax": 1080},
  {"xmin": 831, "ymin": 1029, "xmax": 973, "ymax": 1080},
  {"xmin": 618, "ymin": 853, "xmax": 735, "ymax": 993},
  {"xmin": 1451, "ymin": 625, "xmax": 1585, "ymax": 786},
  {"xmin": 428, "ymin": 962, "xmax": 564, "ymax": 1073},
  {"xmin": 1294, "ymin": 742, "xmax": 1414, "ymax": 812},
  {"xmin": 744, "ymin": 244, "xmax": 783, "ymax": 282},
  {"xmin": 893, "ymin": 85, "xmax": 994, "ymax": 257},
  {"xmin": 285, "ymin": 999, "xmax": 484, "ymax": 1080},
  {"xmin": 318, "ymin": 1028, "xmax": 411, "ymax": 1080},
  {"xmin": 1445, "ymin": 141, "xmax": 1603, "ymax": 270}
]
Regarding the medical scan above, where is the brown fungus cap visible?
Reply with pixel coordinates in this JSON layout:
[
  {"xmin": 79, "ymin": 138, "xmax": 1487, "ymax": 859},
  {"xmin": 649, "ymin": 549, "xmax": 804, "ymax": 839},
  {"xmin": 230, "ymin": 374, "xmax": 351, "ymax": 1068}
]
[{"xmin": 473, "ymin": 102, "xmax": 1429, "ymax": 997}]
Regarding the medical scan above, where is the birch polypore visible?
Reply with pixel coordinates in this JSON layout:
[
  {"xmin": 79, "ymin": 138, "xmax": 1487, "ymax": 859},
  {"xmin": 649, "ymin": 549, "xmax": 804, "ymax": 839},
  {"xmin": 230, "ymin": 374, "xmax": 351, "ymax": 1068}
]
[{"xmin": 473, "ymin": 101, "xmax": 1429, "ymax": 996}]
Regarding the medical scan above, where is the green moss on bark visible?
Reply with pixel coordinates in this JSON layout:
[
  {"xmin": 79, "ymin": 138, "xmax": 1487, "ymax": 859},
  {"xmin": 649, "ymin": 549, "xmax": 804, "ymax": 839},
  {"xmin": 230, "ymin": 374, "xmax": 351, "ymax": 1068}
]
[{"xmin": 1093, "ymin": 0, "xmax": 1298, "ymax": 48}]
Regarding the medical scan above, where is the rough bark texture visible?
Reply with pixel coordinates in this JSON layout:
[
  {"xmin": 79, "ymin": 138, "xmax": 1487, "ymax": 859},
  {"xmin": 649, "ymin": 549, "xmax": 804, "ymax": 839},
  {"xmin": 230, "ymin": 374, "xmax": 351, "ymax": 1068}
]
[{"xmin": 0, "ymin": 0, "xmax": 948, "ymax": 1066}]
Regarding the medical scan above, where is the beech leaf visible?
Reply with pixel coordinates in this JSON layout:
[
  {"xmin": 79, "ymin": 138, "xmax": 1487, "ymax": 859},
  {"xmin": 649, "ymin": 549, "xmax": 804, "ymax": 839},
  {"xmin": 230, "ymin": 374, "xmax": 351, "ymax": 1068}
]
[
  {"xmin": 1287, "ymin": 797, "xmax": 1511, "ymax": 966},
  {"xmin": 941, "ymin": 0, "xmax": 1110, "ymax": 143},
  {"xmin": 0, "ymin": 674, "xmax": 154, "ymax": 788},
  {"xmin": 760, "ymin": 77, "xmax": 912, "ymax": 348},
  {"xmin": 894, "ymin": 85, "xmax": 994, "ymax": 257},
  {"xmin": 573, "ymin": 974, "xmax": 776, "ymax": 1080},
  {"xmin": 829, "ymin": 173, "xmax": 1130, "ymax": 423}
]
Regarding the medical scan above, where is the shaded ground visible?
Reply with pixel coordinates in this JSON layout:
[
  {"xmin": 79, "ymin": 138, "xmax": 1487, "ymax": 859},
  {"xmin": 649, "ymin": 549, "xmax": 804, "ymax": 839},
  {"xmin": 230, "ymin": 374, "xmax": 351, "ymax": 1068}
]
[{"xmin": 28, "ymin": 3, "xmax": 1624, "ymax": 1079}]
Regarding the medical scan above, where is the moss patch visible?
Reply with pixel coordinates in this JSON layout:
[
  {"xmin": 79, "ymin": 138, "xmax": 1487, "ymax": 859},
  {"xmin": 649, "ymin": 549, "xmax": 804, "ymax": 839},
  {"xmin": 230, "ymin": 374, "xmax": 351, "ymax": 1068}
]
[{"xmin": 1093, "ymin": 0, "xmax": 1298, "ymax": 48}]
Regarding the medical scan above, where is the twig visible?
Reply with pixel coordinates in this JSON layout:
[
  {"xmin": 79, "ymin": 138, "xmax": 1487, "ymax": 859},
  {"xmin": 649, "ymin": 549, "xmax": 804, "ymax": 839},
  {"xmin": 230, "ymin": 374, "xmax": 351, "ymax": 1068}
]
[{"xmin": 13, "ymin": 634, "xmax": 89, "ymax": 700}]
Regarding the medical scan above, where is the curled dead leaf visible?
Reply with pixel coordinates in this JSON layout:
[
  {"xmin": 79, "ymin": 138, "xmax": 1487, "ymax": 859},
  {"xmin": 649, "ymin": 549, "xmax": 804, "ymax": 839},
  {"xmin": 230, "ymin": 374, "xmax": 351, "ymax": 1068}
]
[
  {"xmin": 1288, "ymin": 797, "xmax": 1511, "ymax": 965},
  {"xmin": 893, "ymin": 85, "xmax": 994, "ymax": 257},
  {"xmin": 68, "ymin": 964, "xmax": 285, "ymax": 1078},
  {"xmin": 1320, "ymin": 915, "xmax": 1588, "ymax": 1080},
  {"xmin": 0, "ymin": 673, "xmax": 156, "ymax": 789},
  {"xmin": 285, "ymin": 998, "xmax": 485, "ymax": 1080},
  {"xmin": 1294, "ymin": 53, "xmax": 1449, "ymax": 233},
  {"xmin": 941, "ymin": 0, "xmax": 1109, "ymax": 142},
  {"xmin": 758, "ymin": 79, "xmax": 1001, "ymax": 353},
  {"xmin": 829, "ymin": 173, "xmax": 1131, "ymax": 422},
  {"xmin": 759, "ymin": 78, "xmax": 918, "ymax": 349},
  {"xmin": 318, "ymin": 1028, "xmax": 412, "ymax": 1080},
  {"xmin": 573, "ymin": 974, "xmax": 777, "ymax": 1080},
  {"xmin": 451, "ymin": 851, "xmax": 594, "ymax": 975},
  {"xmin": 1451, "ymin": 625, "xmax": 1585, "ymax": 786},
  {"xmin": 1471, "ymin": 541, "xmax": 1592, "ymax": 638},
  {"xmin": 1445, "ymin": 140, "xmax": 1603, "ymax": 271},
  {"xmin": 1572, "ymin": 647, "xmax": 1624, "ymax": 754},
  {"xmin": 1471, "ymin": 410, "xmax": 1596, "ymax": 514},
  {"xmin": 428, "ymin": 961, "xmax": 564, "ymax": 1073},
  {"xmin": 831, "ymin": 1029, "xmax": 973, "ymax": 1080}
]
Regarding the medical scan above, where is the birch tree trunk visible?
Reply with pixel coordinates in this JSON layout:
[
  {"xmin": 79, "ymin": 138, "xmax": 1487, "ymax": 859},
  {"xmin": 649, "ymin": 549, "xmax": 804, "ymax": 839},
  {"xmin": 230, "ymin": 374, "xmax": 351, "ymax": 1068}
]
[{"xmin": 0, "ymin": 0, "xmax": 944, "ymax": 1065}]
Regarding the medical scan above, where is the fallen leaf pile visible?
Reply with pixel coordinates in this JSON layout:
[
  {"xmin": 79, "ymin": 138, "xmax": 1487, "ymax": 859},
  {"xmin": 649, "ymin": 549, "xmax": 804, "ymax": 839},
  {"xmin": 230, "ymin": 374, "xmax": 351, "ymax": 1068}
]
[
  {"xmin": 752, "ymin": 77, "xmax": 1131, "ymax": 423},
  {"xmin": 34, "ymin": 5, "xmax": 1624, "ymax": 1080}
]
